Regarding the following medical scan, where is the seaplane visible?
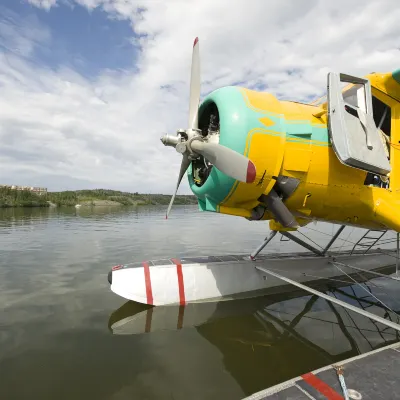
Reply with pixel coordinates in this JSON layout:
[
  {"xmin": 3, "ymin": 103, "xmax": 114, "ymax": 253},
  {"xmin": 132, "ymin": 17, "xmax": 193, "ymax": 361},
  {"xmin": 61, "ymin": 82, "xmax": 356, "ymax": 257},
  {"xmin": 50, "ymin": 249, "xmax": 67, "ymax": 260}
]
[{"xmin": 107, "ymin": 37, "xmax": 400, "ymax": 332}]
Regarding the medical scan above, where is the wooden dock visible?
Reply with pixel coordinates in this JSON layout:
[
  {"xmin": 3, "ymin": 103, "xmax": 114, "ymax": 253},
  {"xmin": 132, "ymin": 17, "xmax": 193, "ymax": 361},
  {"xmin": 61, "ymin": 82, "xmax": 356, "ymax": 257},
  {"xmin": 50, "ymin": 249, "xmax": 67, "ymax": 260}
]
[{"xmin": 243, "ymin": 341, "xmax": 400, "ymax": 399}]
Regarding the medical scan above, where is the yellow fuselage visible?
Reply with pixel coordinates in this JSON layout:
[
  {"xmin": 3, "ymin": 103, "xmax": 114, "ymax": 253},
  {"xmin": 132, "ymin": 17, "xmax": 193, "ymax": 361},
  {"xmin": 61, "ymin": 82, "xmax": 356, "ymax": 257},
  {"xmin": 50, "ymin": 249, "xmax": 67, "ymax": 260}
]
[{"xmin": 191, "ymin": 71, "xmax": 400, "ymax": 232}]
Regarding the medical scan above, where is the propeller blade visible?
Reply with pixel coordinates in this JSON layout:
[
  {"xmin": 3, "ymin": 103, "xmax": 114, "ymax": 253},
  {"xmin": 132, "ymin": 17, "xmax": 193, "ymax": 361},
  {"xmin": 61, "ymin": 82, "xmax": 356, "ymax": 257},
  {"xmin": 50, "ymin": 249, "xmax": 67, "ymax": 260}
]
[
  {"xmin": 166, "ymin": 155, "xmax": 191, "ymax": 219},
  {"xmin": 188, "ymin": 37, "xmax": 200, "ymax": 129},
  {"xmin": 190, "ymin": 141, "xmax": 256, "ymax": 183}
]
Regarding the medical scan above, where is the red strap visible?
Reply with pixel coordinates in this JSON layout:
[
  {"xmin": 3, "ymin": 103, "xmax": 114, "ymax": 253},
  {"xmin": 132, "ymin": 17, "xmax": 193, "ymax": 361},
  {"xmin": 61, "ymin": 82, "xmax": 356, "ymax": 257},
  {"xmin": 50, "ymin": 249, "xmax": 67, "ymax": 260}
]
[
  {"xmin": 172, "ymin": 258, "xmax": 186, "ymax": 305},
  {"xmin": 301, "ymin": 373, "xmax": 344, "ymax": 400},
  {"xmin": 142, "ymin": 262, "xmax": 153, "ymax": 305}
]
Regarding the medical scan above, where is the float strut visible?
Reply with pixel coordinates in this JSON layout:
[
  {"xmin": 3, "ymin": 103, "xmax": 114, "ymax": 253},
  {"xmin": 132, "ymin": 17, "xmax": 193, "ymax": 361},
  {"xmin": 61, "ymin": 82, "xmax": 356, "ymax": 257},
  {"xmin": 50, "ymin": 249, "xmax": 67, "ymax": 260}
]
[
  {"xmin": 250, "ymin": 230, "xmax": 277, "ymax": 260},
  {"xmin": 256, "ymin": 265, "xmax": 400, "ymax": 333},
  {"xmin": 322, "ymin": 225, "xmax": 346, "ymax": 255},
  {"xmin": 280, "ymin": 231, "xmax": 323, "ymax": 256}
]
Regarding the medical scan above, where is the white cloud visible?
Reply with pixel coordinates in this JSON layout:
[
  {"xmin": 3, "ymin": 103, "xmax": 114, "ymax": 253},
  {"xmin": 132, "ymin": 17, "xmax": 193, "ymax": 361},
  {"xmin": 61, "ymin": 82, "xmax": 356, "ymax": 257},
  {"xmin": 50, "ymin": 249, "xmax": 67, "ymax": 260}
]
[
  {"xmin": 26, "ymin": 0, "xmax": 58, "ymax": 11},
  {"xmin": 1, "ymin": 0, "xmax": 400, "ymax": 192},
  {"xmin": 0, "ymin": 7, "xmax": 51, "ymax": 57}
]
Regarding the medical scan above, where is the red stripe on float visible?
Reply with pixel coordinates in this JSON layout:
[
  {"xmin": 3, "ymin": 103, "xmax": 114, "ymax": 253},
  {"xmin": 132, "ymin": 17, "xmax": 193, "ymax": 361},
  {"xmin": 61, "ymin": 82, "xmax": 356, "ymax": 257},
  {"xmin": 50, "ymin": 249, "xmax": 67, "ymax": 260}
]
[
  {"xmin": 142, "ymin": 262, "xmax": 153, "ymax": 305},
  {"xmin": 301, "ymin": 373, "xmax": 344, "ymax": 400},
  {"xmin": 172, "ymin": 258, "xmax": 186, "ymax": 305}
]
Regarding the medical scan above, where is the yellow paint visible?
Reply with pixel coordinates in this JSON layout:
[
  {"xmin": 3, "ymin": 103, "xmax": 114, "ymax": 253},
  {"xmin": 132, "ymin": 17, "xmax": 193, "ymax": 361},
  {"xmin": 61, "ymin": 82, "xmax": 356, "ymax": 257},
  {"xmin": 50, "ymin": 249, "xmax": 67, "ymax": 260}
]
[
  {"xmin": 283, "ymin": 148, "xmax": 312, "ymax": 173},
  {"xmin": 280, "ymin": 101, "xmax": 324, "ymax": 125},
  {"xmin": 367, "ymin": 72, "xmax": 400, "ymax": 102},
  {"xmin": 285, "ymin": 136, "xmax": 327, "ymax": 146},
  {"xmin": 297, "ymin": 217, "xmax": 313, "ymax": 227},
  {"xmin": 219, "ymin": 71, "xmax": 400, "ymax": 233},
  {"xmin": 372, "ymin": 196, "xmax": 400, "ymax": 231},
  {"xmin": 269, "ymin": 218, "xmax": 311, "ymax": 230},
  {"xmin": 219, "ymin": 89, "xmax": 284, "ymax": 207},
  {"xmin": 312, "ymin": 109, "xmax": 327, "ymax": 118},
  {"xmin": 239, "ymin": 88, "xmax": 283, "ymax": 115},
  {"xmin": 302, "ymin": 194, "xmax": 312, "ymax": 207},
  {"xmin": 218, "ymin": 206, "xmax": 251, "ymax": 218},
  {"xmin": 259, "ymin": 117, "xmax": 275, "ymax": 127},
  {"xmin": 222, "ymin": 130, "xmax": 285, "ymax": 207},
  {"xmin": 269, "ymin": 220, "xmax": 297, "ymax": 231},
  {"xmin": 296, "ymin": 209, "xmax": 312, "ymax": 217}
]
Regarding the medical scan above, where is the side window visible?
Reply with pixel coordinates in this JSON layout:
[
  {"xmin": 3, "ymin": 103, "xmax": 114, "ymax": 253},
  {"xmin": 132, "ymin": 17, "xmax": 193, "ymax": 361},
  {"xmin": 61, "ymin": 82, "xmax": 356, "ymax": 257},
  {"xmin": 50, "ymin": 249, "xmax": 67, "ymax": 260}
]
[
  {"xmin": 364, "ymin": 96, "xmax": 391, "ymax": 188},
  {"xmin": 372, "ymin": 96, "xmax": 391, "ymax": 137},
  {"xmin": 343, "ymin": 83, "xmax": 368, "ymax": 113}
]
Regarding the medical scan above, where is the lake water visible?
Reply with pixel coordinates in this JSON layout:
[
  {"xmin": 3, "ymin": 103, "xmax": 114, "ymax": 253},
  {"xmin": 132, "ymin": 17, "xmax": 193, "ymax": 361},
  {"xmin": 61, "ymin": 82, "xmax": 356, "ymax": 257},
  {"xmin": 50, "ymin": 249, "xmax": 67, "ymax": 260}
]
[{"xmin": 1, "ymin": 205, "xmax": 400, "ymax": 400}]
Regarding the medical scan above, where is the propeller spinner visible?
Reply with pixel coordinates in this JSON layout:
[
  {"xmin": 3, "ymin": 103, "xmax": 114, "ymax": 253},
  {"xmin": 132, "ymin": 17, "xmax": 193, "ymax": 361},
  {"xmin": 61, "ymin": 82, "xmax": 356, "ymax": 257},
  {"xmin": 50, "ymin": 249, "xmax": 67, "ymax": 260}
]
[{"xmin": 161, "ymin": 37, "xmax": 256, "ymax": 218}]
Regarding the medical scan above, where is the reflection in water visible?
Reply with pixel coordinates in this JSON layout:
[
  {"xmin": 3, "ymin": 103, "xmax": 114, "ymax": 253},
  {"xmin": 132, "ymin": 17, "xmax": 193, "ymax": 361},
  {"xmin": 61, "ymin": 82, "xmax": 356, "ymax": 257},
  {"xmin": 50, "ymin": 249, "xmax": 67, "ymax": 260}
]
[
  {"xmin": 1, "ymin": 206, "xmax": 400, "ymax": 400},
  {"xmin": 109, "ymin": 270, "xmax": 400, "ymax": 395}
]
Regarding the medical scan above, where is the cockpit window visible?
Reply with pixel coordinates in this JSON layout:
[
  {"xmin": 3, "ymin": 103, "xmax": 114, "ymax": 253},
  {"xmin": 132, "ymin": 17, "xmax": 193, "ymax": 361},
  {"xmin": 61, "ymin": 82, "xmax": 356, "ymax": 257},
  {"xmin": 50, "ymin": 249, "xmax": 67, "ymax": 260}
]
[
  {"xmin": 364, "ymin": 95, "xmax": 391, "ymax": 188},
  {"xmin": 372, "ymin": 95, "xmax": 391, "ymax": 137}
]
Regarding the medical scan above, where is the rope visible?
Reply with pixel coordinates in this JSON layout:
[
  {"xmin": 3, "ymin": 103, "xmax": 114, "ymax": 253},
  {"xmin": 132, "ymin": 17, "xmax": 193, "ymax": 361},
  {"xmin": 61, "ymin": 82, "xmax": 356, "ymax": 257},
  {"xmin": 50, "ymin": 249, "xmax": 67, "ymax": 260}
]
[{"xmin": 334, "ymin": 367, "xmax": 350, "ymax": 400}]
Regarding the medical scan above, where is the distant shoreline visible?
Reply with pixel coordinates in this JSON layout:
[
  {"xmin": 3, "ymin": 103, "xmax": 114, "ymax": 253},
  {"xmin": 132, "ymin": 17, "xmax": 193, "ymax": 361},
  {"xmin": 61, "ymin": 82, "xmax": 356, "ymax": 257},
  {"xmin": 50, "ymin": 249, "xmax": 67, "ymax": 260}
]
[{"xmin": 0, "ymin": 188, "xmax": 197, "ymax": 208}]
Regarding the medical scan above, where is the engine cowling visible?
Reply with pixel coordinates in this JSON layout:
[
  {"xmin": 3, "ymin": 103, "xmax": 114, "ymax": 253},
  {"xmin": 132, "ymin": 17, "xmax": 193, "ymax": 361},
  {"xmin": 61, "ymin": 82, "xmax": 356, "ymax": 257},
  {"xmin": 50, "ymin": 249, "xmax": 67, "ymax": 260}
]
[{"xmin": 188, "ymin": 86, "xmax": 286, "ymax": 218}]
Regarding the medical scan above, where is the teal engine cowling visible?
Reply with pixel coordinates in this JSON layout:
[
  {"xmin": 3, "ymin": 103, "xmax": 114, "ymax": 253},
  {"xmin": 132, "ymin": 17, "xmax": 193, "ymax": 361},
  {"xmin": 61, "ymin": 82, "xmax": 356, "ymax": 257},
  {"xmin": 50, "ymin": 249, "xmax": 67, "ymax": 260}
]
[
  {"xmin": 188, "ymin": 85, "xmax": 284, "ymax": 214},
  {"xmin": 190, "ymin": 86, "xmax": 254, "ymax": 211}
]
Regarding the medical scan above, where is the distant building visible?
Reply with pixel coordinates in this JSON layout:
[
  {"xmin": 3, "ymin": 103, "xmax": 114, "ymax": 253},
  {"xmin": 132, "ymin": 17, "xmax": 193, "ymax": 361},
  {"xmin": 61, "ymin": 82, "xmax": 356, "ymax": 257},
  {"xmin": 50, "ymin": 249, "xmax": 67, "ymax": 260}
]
[{"xmin": 0, "ymin": 184, "xmax": 47, "ymax": 196}]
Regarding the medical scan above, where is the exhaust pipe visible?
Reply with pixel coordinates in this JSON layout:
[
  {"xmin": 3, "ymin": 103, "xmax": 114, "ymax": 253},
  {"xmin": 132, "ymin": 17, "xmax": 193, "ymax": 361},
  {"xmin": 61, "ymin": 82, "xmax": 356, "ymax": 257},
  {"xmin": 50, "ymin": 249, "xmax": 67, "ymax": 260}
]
[{"xmin": 260, "ymin": 189, "xmax": 299, "ymax": 229}]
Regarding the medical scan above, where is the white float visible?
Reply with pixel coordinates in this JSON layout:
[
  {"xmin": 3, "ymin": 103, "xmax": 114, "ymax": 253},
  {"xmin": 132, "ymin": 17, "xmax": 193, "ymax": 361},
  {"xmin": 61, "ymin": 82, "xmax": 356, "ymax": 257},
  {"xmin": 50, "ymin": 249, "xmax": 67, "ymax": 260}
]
[{"xmin": 108, "ymin": 250, "xmax": 396, "ymax": 306}]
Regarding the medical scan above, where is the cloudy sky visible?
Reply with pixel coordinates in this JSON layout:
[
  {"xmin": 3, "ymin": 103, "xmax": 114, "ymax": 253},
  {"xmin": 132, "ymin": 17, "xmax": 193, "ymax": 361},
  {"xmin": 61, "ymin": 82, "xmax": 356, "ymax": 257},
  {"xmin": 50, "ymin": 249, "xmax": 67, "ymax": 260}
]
[{"xmin": 0, "ymin": 0, "xmax": 399, "ymax": 193}]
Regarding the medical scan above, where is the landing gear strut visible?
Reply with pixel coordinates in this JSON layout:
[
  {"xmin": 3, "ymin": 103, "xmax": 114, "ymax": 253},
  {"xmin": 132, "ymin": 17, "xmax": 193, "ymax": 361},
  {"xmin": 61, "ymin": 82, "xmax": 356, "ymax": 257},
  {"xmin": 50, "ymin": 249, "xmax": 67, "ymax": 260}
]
[
  {"xmin": 250, "ymin": 230, "xmax": 277, "ymax": 260},
  {"xmin": 250, "ymin": 224, "xmax": 347, "ymax": 260}
]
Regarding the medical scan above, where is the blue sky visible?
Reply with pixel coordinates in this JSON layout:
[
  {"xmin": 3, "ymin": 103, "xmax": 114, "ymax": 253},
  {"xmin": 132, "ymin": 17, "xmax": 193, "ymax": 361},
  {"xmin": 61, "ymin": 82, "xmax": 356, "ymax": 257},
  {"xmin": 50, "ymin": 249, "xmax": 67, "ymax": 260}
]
[
  {"xmin": 1, "ymin": 0, "xmax": 139, "ymax": 78},
  {"xmin": 0, "ymin": 0, "xmax": 399, "ymax": 193}
]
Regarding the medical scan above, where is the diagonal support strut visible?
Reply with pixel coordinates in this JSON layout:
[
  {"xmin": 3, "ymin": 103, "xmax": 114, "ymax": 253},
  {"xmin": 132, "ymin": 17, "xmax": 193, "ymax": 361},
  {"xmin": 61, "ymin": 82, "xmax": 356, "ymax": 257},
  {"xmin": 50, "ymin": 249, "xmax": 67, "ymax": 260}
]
[
  {"xmin": 256, "ymin": 265, "xmax": 400, "ymax": 333},
  {"xmin": 250, "ymin": 230, "xmax": 277, "ymax": 260},
  {"xmin": 280, "ymin": 231, "xmax": 323, "ymax": 256}
]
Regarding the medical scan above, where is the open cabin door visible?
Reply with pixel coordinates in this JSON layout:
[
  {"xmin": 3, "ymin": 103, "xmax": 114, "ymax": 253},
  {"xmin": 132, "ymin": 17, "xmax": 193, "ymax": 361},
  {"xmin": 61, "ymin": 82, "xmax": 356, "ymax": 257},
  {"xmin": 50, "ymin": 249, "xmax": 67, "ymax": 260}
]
[{"xmin": 327, "ymin": 73, "xmax": 391, "ymax": 176}]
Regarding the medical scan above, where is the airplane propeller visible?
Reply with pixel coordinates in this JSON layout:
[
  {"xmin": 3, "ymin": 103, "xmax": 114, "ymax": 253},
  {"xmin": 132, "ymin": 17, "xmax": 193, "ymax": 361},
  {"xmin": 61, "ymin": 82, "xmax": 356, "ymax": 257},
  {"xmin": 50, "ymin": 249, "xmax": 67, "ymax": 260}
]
[{"xmin": 161, "ymin": 37, "xmax": 256, "ymax": 219}]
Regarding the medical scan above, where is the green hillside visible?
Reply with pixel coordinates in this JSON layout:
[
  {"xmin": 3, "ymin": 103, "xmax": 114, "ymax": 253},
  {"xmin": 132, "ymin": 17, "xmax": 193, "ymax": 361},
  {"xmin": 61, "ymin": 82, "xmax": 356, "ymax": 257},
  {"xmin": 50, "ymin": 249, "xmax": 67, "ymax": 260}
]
[
  {"xmin": 0, "ymin": 187, "xmax": 198, "ymax": 208},
  {"xmin": 0, "ymin": 187, "xmax": 49, "ymax": 207}
]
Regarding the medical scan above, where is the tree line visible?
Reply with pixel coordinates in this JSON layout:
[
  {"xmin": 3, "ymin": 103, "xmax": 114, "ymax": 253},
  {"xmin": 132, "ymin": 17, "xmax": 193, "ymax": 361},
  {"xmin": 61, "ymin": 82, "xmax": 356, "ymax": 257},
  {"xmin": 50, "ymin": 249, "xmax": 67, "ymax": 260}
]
[{"xmin": 0, "ymin": 187, "xmax": 198, "ymax": 207}]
